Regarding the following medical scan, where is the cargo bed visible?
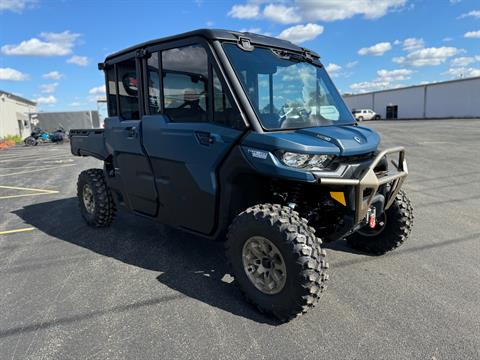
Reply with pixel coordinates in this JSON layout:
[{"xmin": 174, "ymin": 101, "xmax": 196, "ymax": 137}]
[{"xmin": 69, "ymin": 129, "xmax": 108, "ymax": 160}]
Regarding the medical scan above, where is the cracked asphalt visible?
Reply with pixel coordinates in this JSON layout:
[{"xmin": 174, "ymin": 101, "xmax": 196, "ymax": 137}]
[{"xmin": 0, "ymin": 119, "xmax": 479, "ymax": 360}]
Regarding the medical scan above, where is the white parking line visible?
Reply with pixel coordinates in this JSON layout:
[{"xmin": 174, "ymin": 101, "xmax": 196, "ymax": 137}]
[{"xmin": 0, "ymin": 164, "xmax": 74, "ymax": 177}]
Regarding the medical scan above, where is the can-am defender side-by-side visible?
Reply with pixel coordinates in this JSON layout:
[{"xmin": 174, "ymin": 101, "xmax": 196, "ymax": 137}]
[{"xmin": 70, "ymin": 29, "xmax": 414, "ymax": 321}]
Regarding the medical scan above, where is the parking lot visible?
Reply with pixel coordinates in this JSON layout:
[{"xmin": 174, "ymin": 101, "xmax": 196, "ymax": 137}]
[{"xmin": 0, "ymin": 119, "xmax": 479, "ymax": 360}]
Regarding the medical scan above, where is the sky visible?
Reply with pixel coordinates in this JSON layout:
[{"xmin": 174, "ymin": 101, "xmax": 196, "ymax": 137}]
[{"xmin": 0, "ymin": 0, "xmax": 479, "ymax": 112}]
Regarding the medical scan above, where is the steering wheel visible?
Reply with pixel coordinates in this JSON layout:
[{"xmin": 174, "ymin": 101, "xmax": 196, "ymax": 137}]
[{"xmin": 278, "ymin": 105, "xmax": 294, "ymax": 127}]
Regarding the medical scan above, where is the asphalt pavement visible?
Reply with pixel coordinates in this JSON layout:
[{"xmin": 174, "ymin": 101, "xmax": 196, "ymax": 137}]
[{"xmin": 0, "ymin": 119, "xmax": 479, "ymax": 360}]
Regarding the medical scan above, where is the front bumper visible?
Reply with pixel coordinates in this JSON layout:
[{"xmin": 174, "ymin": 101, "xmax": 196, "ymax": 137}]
[{"xmin": 315, "ymin": 147, "xmax": 408, "ymax": 224}]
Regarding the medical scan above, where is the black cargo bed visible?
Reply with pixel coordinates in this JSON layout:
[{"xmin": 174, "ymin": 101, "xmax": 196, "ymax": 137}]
[{"xmin": 69, "ymin": 129, "xmax": 108, "ymax": 160}]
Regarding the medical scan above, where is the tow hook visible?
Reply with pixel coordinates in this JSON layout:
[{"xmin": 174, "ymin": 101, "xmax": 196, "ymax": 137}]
[{"xmin": 368, "ymin": 207, "xmax": 377, "ymax": 228}]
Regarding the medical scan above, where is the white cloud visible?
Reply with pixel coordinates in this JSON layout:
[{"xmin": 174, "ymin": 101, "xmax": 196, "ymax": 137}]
[
  {"xmin": 42, "ymin": 71, "xmax": 63, "ymax": 80},
  {"xmin": 458, "ymin": 10, "xmax": 480, "ymax": 19},
  {"xmin": 239, "ymin": 27, "xmax": 272, "ymax": 36},
  {"xmin": 376, "ymin": 68, "xmax": 413, "ymax": 81},
  {"xmin": 0, "ymin": 67, "xmax": 28, "ymax": 81},
  {"xmin": 34, "ymin": 95, "xmax": 57, "ymax": 105},
  {"xmin": 443, "ymin": 67, "xmax": 480, "ymax": 78},
  {"xmin": 228, "ymin": 4, "xmax": 259, "ymax": 19},
  {"xmin": 39, "ymin": 83, "xmax": 59, "ymax": 94},
  {"xmin": 393, "ymin": 47, "xmax": 460, "ymax": 67},
  {"xmin": 228, "ymin": 0, "xmax": 405, "ymax": 23},
  {"xmin": 89, "ymin": 85, "xmax": 106, "ymax": 95},
  {"xmin": 326, "ymin": 63, "xmax": 342, "ymax": 77},
  {"xmin": 349, "ymin": 67, "xmax": 413, "ymax": 93},
  {"xmin": 69, "ymin": 101, "xmax": 83, "ymax": 107},
  {"xmin": 442, "ymin": 37, "xmax": 453, "ymax": 42},
  {"xmin": 349, "ymin": 80, "xmax": 395, "ymax": 92},
  {"xmin": 346, "ymin": 61, "xmax": 358, "ymax": 68},
  {"xmin": 1, "ymin": 31, "xmax": 80, "ymax": 57},
  {"xmin": 263, "ymin": 4, "xmax": 301, "ymax": 24},
  {"xmin": 358, "ymin": 42, "xmax": 392, "ymax": 56},
  {"xmin": 277, "ymin": 23, "xmax": 324, "ymax": 44},
  {"xmin": 464, "ymin": 30, "xmax": 480, "ymax": 38},
  {"xmin": 0, "ymin": 0, "xmax": 35, "ymax": 13},
  {"xmin": 326, "ymin": 63, "xmax": 342, "ymax": 72},
  {"xmin": 240, "ymin": 27, "xmax": 262, "ymax": 34},
  {"xmin": 296, "ymin": 0, "xmax": 406, "ymax": 22},
  {"xmin": 403, "ymin": 37, "xmax": 424, "ymax": 51},
  {"xmin": 67, "ymin": 55, "xmax": 89, "ymax": 66},
  {"xmin": 450, "ymin": 56, "xmax": 476, "ymax": 67}
]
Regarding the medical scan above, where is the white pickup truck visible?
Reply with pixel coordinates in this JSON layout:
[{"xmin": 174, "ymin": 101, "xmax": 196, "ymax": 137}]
[{"xmin": 352, "ymin": 109, "xmax": 381, "ymax": 121}]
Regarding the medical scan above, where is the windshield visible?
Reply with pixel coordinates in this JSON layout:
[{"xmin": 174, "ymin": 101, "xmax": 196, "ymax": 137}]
[{"xmin": 223, "ymin": 43, "xmax": 355, "ymax": 130}]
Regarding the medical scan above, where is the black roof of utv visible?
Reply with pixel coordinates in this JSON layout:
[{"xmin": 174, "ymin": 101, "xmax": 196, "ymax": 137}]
[{"xmin": 104, "ymin": 28, "xmax": 319, "ymax": 62}]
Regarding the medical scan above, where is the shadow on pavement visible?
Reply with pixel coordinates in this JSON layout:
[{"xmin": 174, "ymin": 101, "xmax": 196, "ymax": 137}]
[{"xmin": 14, "ymin": 197, "xmax": 278, "ymax": 325}]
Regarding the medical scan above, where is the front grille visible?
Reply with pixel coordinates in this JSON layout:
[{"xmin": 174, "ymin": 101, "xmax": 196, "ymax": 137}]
[{"xmin": 335, "ymin": 152, "xmax": 375, "ymax": 164}]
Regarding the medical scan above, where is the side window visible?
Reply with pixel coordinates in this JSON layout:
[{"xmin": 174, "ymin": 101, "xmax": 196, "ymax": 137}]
[
  {"xmin": 147, "ymin": 52, "xmax": 161, "ymax": 114},
  {"xmin": 162, "ymin": 44, "xmax": 208, "ymax": 123},
  {"xmin": 116, "ymin": 58, "xmax": 140, "ymax": 120},
  {"xmin": 106, "ymin": 66, "xmax": 117, "ymax": 117},
  {"xmin": 213, "ymin": 69, "xmax": 244, "ymax": 129}
]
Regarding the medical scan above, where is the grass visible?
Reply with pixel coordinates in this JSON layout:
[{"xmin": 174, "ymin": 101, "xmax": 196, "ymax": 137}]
[
  {"xmin": 0, "ymin": 134, "xmax": 23, "ymax": 149},
  {"xmin": 2, "ymin": 135, "xmax": 23, "ymax": 144}
]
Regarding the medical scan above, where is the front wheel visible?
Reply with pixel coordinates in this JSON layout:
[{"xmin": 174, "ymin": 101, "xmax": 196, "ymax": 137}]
[
  {"xmin": 77, "ymin": 169, "xmax": 116, "ymax": 227},
  {"xmin": 347, "ymin": 190, "xmax": 414, "ymax": 255},
  {"xmin": 226, "ymin": 204, "xmax": 329, "ymax": 322},
  {"xmin": 24, "ymin": 137, "xmax": 37, "ymax": 146}
]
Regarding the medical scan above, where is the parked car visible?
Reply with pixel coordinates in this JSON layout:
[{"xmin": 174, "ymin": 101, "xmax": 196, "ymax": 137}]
[
  {"xmin": 352, "ymin": 109, "xmax": 381, "ymax": 121},
  {"xmin": 69, "ymin": 29, "xmax": 413, "ymax": 322}
]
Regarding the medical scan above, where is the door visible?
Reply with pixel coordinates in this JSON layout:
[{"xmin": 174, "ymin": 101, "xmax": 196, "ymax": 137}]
[
  {"xmin": 104, "ymin": 57, "xmax": 157, "ymax": 216},
  {"xmin": 141, "ymin": 42, "xmax": 245, "ymax": 234},
  {"xmin": 386, "ymin": 105, "xmax": 398, "ymax": 120}
]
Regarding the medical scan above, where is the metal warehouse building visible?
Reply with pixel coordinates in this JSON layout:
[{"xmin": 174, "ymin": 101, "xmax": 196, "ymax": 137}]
[
  {"xmin": 33, "ymin": 111, "xmax": 101, "ymax": 132},
  {"xmin": 343, "ymin": 76, "xmax": 480, "ymax": 120}
]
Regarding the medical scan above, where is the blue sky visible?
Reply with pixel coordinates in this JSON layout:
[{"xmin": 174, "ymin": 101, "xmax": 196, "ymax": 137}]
[{"xmin": 0, "ymin": 0, "xmax": 479, "ymax": 111}]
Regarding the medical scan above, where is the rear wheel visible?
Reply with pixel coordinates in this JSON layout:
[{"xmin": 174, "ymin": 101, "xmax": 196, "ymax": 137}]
[
  {"xmin": 226, "ymin": 204, "xmax": 328, "ymax": 322},
  {"xmin": 347, "ymin": 190, "xmax": 413, "ymax": 255},
  {"xmin": 77, "ymin": 169, "xmax": 116, "ymax": 227}
]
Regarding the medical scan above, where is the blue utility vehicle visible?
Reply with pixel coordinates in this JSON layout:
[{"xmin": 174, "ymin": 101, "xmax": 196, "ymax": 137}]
[{"xmin": 70, "ymin": 29, "xmax": 413, "ymax": 321}]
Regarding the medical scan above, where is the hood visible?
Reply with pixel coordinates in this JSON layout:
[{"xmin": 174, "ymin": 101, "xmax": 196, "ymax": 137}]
[{"xmin": 242, "ymin": 125, "xmax": 380, "ymax": 156}]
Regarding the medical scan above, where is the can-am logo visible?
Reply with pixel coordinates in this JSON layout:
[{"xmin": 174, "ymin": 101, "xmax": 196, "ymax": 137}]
[
  {"xmin": 247, "ymin": 149, "xmax": 268, "ymax": 160},
  {"xmin": 316, "ymin": 134, "xmax": 332, "ymax": 142},
  {"xmin": 353, "ymin": 136, "xmax": 362, "ymax": 143}
]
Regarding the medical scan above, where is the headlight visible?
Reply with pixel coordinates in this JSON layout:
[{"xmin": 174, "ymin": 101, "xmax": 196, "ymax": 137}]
[{"xmin": 281, "ymin": 152, "xmax": 334, "ymax": 170}]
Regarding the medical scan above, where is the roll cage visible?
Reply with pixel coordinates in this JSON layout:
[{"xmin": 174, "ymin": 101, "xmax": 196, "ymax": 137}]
[{"xmin": 99, "ymin": 29, "xmax": 321, "ymax": 134}]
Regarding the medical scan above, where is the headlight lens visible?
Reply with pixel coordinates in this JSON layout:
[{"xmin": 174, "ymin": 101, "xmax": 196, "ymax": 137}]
[{"xmin": 281, "ymin": 152, "xmax": 334, "ymax": 170}]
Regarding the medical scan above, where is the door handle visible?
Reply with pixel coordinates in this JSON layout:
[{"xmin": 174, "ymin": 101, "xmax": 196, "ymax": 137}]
[
  {"xmin": 195, "ymin": 131, "xmax": 218, "ymax": 145},
  {"xmin": 125, "ymin": 126, "xmax": 137, "ymax": 138}
]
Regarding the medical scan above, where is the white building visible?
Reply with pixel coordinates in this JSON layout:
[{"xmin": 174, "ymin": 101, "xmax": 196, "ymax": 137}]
[
  {"xmin": 0, "ymin": 90, "xmax": 37, "ymax": 138},
  {"xmin": 343, "ymin": 76, "xmax": 480, "ymax": 120}
]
